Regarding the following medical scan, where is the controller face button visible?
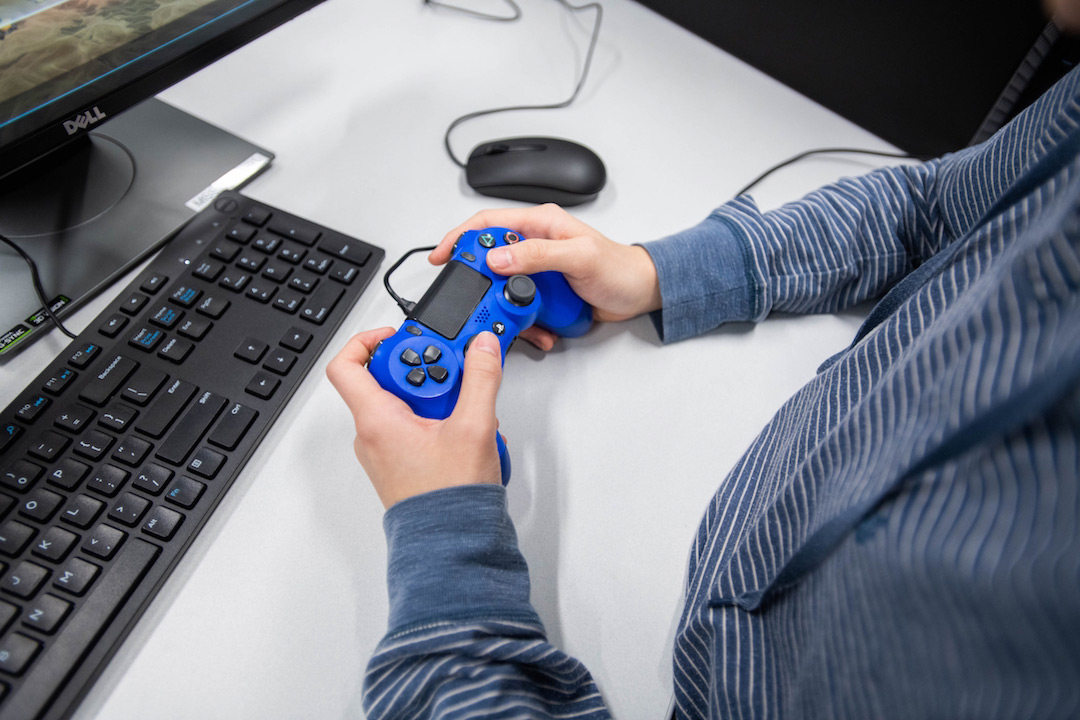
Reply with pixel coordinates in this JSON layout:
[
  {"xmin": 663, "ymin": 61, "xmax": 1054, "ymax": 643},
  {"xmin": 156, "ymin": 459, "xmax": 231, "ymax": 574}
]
[
  {"xmin": 406, "ymin": 368, "xmax": 427, "ymax": 386},
  {"xmin": 504, "ymin": 231, "xmax": 520, "ymax": 244},
  {"xmin": 405, "ymin": 325, "xmax": 422, "ymax": 336},
  {"xmin": 505, "ymin": 274, "xmax": 537, "ymax": 306},
  {"xmin": 401, "ymin": 348, "xmax": 422, "ymax": 366},
  {"xmin": 427, "ymin": 366, "xmax": 449, "ymax": 383},
  {"xmin": 422, "ymin": 345, "xmax": 442, "ymax": 363},
  {"xmin": 478, "ymin": 232, "xmax": 496, "ymax": 248}
]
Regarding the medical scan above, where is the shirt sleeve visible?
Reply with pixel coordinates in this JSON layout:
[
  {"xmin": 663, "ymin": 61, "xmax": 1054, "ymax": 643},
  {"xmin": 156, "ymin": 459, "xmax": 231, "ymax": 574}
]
[
  {"xmin": 640, "ymin": 158, "xmax": 945, "ymax": 343},
  {"xmin": 640, "ymin": 63, "xmax": 1080, "ymax": 345},
  {"xmin": 362, "ymin": 484, "xmax": 610, "ymax": 719}
]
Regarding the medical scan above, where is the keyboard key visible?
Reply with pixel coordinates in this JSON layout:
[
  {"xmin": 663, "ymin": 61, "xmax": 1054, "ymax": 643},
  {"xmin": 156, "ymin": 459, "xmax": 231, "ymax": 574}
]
[
  {"xmin": 87, "ymin": 465, "xmax": 128, "ymax": 497},
  {"xmin": 2, "ymin": 460, "xmax": 43, "ymax": 493},
  {"xmin": 23, "ymin": 593, "xmax": 72, "ymax": 634},
  {"xmin": 42, "ymin": 368, "xmax": 77, "ymax": 396},
  {"xmin": 208, "ymin": 403, "xmax": 258, "ymax": 450},
  {"xmin": 155, "ymin": 392, "xmax": 226, "ymax": 465},
  {"xmin": 320, "ymin": 236, "xmax": 372, "ymax": 266},
  {"xmin": 164, "ymin": 476, "xmax": 205, "ymax": 509},
  {"xmin": 98, "ymin": 313, "xmax": 129, "ymax": 338},
  {"xmin": 99, "ymin": 403, "xmax": 139, "ymax": 432},
  {"xmin": 121, "ymin": 366, "xmax": 168, "ymax": 406},
  {"xmin": 73, "ymin": 430, "xmax": 115, "ymax": 461},
  {"xmin": 188, "ymin": 447, "xmax": 225, "ymax": 479},
  {"xmin": 143, "ymin": 506, "xmax": 183, "ymax": 541},
  {"xmin": 112, "ymin": 437, "xmax": 153, "ymax": 467},
  {"xmin": 2, "ymin": 560, "xmax": 50, "ymax": 598},
  {"xmin": 47, "ymin": 457, "xmax": 91, "ymax": 491},
  {"xmin": 136, "ymin": 380, "xmax": 197, "ymax": 438},
  {"xmin": 68, "ymin": 344, "xmax": 101, "ymax": 369},
  {"xmin": 133, "ymin": 463, "xmax": 173, "ymax": 496},
  {"xmin": 60, "ymin": 494, "xmax": 104, "ymax": 529},
  {"xmin": 16, "ymin": 395, "xmax": 50, "ymax": 422},
  {"xmin": 108, "ymin": 493, "xmax": 151, "ymax": 527},
  {"xmin": 82, "ymin": 524, "xmax": 126, "ymax": 560},
  {"xmin": 28, "ymin": 430, "xmax": 70, "ymax": 461},
  {"xmin": 235, "ymin": 339, "xmax": 268, "ymax": 363},
  {"xmin": 139, "ymin": 273, "xmax": 168, "ymax": 294},
  {"xmin": 0, "ymin": 633, "xmax": 41, "ymax": 676},
  {"xmin": 18, "ymin": 488, "xmax": 64, "ymax": 523},
  {"xmin": 78, "ymin": 354, "xmax": 138, "ymax": 406},
  {"xmin": 245, "ymin": 372, "xmax": 280, "ymax": 399},
  {"xmin": 0, "ymin": 520, "xmax": 35, "ymax": 556},
  {"xmin": 1, "ymin": 424, "xmax": 23, "ymax": 453},
  {"xmin": 53, "ymin": 557, "xmax": 100, "ymax": 596},
  {"xmin": 53, "ymin": 405, "xmax": 95, "ymax": 433},
  {"xmin": 32, "ymin": 527, "xmax": 79, "ymax": 563},
  {"xmin": 299, "ymin": 283, "xmax": 344, "ymax": 325},
  {"xmin": 158, "ymin": 337, "xmax": 194, "ymax": 364}
]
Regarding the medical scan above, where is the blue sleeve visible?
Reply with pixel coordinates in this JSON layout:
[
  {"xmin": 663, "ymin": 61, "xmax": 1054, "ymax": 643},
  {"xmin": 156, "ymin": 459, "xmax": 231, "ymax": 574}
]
[
  {"xmin": 363, "ymin": 484, "xmax": 610, "ymax": 719},
  {"xmin": 641, "ymin": 64, "xmax": 1080, "ymax": 344}
]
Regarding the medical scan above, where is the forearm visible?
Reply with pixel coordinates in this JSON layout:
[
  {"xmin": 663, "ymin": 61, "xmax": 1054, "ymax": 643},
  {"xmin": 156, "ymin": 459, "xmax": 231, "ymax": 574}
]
[{"xmin": 363, "ymin": 485, "xmax": 609, "ymax": 719}]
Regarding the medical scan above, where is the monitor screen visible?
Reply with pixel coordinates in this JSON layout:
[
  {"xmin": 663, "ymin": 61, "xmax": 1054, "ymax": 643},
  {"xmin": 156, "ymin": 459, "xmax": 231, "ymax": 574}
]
[{"xmin": 0, "ymin": 0, "xmax": 324, "ymax": 358}]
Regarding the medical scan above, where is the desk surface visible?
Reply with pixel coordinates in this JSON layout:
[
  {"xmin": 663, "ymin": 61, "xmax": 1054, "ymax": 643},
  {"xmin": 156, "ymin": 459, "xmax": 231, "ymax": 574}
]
[{"xmin": 0, "ymin": 1, "xmax": 904, "ymax": 717}]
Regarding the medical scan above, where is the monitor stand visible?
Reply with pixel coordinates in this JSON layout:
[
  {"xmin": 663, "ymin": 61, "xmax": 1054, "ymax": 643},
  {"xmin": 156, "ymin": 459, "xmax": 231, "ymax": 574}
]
[{"xmin": 0, "ymin": 97, "xmax": 273, "ymax": 359}]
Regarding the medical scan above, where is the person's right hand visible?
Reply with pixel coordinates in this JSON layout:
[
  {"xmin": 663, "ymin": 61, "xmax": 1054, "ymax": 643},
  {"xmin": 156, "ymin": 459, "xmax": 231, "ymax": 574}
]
[{"xmin": 431, "ymin": 204, "xmax": 662, "ymax": 350}]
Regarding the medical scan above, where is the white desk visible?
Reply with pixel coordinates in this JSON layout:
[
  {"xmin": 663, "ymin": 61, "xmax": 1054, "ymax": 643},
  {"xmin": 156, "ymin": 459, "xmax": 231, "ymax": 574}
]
[{"xmin": 1, "ymin": 1, "xmax": 904, "ymax": 717}]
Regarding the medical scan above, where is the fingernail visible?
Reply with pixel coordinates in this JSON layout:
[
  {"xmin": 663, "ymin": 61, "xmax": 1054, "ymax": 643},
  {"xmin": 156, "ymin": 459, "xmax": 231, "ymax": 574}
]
[
  {"xmin": 489, "ymin": 247, "xmax": 513, "ymax": 270},
  {"xmin": 472, "ymin": 331, "xmax": 500, "ymax": 355}
]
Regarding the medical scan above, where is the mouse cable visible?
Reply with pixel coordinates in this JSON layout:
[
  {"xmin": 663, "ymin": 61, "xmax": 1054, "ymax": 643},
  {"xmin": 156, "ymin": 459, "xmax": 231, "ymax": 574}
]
[
  {"xmin": 0, "ymin": 230, "xmax": 77, "ymax": 340},
  {"xmin": 439, "ymin": 0, "xmax": 604, "ymax": 169},
  {"xmin": 735, "ymin": 147, "xmax": 933, "ymax": 197},
  {"xmin": 383, "ymin": 245, "xmax": 438, "ymax": 314},
  {"xmin": 424, "ymin": 0, "xmax": 521, "ymax": 22}
]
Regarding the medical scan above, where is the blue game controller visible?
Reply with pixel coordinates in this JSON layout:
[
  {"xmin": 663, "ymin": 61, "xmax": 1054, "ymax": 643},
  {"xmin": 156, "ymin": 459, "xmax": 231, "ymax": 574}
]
[{"xmin": 369, "ymin": 227, "xmax": 592, "ymax": 484}]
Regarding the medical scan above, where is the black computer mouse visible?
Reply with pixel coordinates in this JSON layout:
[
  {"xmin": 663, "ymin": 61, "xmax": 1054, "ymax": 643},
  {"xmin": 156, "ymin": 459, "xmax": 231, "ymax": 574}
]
[{"xmin": 465, "ymin": 137, "xmax": 606, "ymax": 206}]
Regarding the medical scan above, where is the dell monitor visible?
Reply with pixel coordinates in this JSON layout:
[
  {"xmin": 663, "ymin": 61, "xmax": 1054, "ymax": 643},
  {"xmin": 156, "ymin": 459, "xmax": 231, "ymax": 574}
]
[{"xmin": 0, "ymin": 0, "xmax": 326, "ymax": 358}]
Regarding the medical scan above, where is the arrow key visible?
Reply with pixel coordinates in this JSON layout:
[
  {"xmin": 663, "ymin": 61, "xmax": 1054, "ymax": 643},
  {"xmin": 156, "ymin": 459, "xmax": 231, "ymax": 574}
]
[{"xmin": 245, "ymin": 371, "xmax": 280, "ymax": 400}]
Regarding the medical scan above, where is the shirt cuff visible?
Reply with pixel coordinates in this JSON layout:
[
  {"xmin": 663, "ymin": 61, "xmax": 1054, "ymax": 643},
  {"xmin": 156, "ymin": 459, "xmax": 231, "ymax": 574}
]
[
  {"xmin": 641, "ymin": 212, "xmax": 758, "ymax": 343},
  {"xmin": 382, "ymin": 484, "xmax": 539, "ymax": 633}
]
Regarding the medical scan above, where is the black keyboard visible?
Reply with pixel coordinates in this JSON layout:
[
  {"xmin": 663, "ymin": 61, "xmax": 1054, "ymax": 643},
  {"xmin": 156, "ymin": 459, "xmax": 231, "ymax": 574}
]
[{"xmin": 0, "ymin": 191, "xmax": 383, "ymax": 719}]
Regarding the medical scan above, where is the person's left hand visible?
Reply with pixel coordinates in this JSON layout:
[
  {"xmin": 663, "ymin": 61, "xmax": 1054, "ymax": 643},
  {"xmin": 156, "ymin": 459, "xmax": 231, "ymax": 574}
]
[{"xmin": 326, "ymin": 327, "xmax": 506, "ymax": 509}]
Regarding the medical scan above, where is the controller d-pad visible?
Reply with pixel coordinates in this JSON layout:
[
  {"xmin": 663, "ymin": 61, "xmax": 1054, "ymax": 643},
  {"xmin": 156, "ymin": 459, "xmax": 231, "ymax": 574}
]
[
  {"xmin": 406, "ymin": 368, "xmax": 426, "ymax": 386},
  {"xmin": 401, "ymin": 348, "xmax": 422, "ymax": 366},
  {"xmin": 422, "ymin": 345, "xmax": 442, "ymax": 364},
  {"xmin": 427, "ymin": 366, "xmax": 449, "ymax": 383}
]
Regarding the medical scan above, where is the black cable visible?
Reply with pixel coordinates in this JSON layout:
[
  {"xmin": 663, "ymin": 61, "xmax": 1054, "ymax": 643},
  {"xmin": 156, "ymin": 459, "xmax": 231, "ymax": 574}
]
[
  {"xmin": 441, "ymin": 0, "xmax": 604, "ymax": 169},
  {"xmin": 735, "ymin": 147, "xmax": 930, "ymax": 197},
  {"xmin": 383, "ymin": 245, "xmax": 438, "ymax": 314},
  {"xmin": 424, "ymin": 0, "xmax": 521, "ymax": 21},
  {"xmin": 0, "ymin": 230, "xmax": 77, "ymax": 339}
]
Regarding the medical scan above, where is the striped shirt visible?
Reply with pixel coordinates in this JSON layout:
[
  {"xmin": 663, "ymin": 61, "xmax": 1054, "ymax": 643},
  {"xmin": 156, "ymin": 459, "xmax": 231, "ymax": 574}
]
[{"xmin": 363, "ymin": 66, "xmax": 1080, "ymax": 719}]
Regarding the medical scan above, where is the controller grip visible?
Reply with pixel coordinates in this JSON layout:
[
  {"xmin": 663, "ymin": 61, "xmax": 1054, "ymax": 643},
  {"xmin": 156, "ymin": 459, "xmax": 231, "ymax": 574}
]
[{"xmin": 497, "ymin": 433, "xmax": 511, "ymax": 486}]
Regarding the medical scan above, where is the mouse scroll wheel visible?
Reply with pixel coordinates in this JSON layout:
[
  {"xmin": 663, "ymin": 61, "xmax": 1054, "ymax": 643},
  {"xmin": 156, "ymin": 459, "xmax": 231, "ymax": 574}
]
[{"xmin": 486, "ymin": 144, "xmax": 512, "ymax": 155}]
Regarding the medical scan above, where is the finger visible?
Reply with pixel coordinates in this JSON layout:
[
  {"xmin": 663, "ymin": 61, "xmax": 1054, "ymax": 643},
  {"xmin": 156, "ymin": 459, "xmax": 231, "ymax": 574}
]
[
  {"xmin": 450, "ymin": 331, "xmax": 503, "ymax": 434},
  {"xmin": 486, "ymin": 235, "xmax": 590, "ymax": 278},
  {"xmin": 519, "ymin": 325, "xmax": 557, "ymax": 352},
  {"xmin": 326, "ymin": 327, "xmax": 400, "ymax": 415},
  {"xmin": 433, "ymin": 204, "xmax": 575, "ymax": 264}
]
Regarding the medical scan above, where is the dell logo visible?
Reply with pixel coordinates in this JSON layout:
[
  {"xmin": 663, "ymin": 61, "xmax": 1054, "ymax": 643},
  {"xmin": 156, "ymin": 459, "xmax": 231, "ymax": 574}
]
[{"xmin": 63, "ymin": 107, "xmax": 107, "ymax": 135}]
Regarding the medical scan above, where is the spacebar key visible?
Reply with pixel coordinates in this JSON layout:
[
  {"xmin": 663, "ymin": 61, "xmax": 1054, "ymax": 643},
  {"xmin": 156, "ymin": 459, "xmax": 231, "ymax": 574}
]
[
  {"xmin": 6, "ymin": 539, "xmax": 160, "ymax": 719},
  {"xmin": 156, "ymin": 391, "xmax": 227, "ymax": 465}
]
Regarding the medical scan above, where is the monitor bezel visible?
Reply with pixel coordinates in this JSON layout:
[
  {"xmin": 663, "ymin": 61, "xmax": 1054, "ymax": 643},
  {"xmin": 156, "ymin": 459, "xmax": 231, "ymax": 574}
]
[{"xmin": 0, "ymin": 0, "xmax": 325, "ymax": 184}]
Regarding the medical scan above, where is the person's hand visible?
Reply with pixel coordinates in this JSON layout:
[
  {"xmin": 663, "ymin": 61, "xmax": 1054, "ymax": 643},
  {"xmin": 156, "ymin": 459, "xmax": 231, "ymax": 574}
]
[
  {"xmin": 432, "ymin": 204, "xmax": 662, "ymax": 350},
  {"xmin": 326, "ymin": 327, "xmax": 505, "ymax": 509}
]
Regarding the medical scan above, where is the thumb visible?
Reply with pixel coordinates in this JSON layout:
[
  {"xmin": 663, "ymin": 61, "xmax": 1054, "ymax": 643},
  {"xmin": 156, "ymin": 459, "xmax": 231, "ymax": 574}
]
[
  {"xmin": 487, "ymin": 236, "xmax": 577, "ymax": 277},
  {"xmin": 452, "ymin": 332, "xmax": 503, "ymax": 433}
]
